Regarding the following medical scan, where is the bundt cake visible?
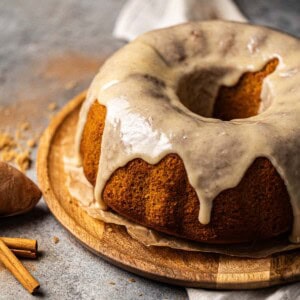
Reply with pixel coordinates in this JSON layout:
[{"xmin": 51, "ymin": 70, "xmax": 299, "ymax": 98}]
[{"xmin": 74, "ymin": 21, "xmax": 300, "ymax": 244}]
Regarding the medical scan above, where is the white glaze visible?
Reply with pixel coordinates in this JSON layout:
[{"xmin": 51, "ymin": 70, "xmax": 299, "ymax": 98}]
[{"xmin": 75, "ymin": 21, "xmax": 300, "ymax": 242}]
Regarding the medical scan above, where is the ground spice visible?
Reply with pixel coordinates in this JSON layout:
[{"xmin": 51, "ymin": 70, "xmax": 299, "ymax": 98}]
[{"xmin": 0, "ymin": 131, "xmax": 35, "ymax": 172}]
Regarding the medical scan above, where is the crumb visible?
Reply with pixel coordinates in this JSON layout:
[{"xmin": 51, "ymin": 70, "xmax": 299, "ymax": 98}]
[
  {"xmin": 1, "ymin": 149, "xmax": 17, "ymax": 162},
  {"xmin": 0, "ymin": 133, "xmax": 16, "ymax": 150},
  {"xmin": 0, "ymin": 132, "xmax": 34, "ymax": 172},
  {"xmin": 15, "ymin": 150, "xmax": 31, "ymax": 172},
  {"xmin": 47, "ymin": 102, "xmax": 57, "ymax": 111},
  {"xmin": 20, "ymin": 122, "xmax": 30, "ymax": 131},
  {"xmin": 64, "ymin": 80, "xmax": 77, "ymax": 90},
  {"xmin": 128, "ymin": 278, "xmax": 136, "ymax": 283},
  {"xmin": 53, "ymin": 236, "xmax": 60, "ymax": 244},
  {"xmin": 107, "ymin": 227, "xmax": 113, "ymax": 233},
  {"xmin": 27, "ymin": 138, "xmax": 36, "ymax": 148},
  {"xmin": 109, "ymin": 282, "xmax": 116, "ymax": 285},
  {"xmin": 139, "ymin": 294, "xmax": 143, "ymax": 297}
]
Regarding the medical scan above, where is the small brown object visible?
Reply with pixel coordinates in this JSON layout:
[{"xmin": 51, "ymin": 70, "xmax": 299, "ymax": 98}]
[
  {"xmin": 0, "ymin": 237, "xmax": 38, "ymax": 259},
  {"xmin": 0, "ymin": 131, "xmax": 34, "ymax": 172},
  {"xmin": 53, "ymin": 236, "xmax": 60, "ymax": 244},
  {"xmin": 0, "ymin": 239, "xmax": 40, "ymax": 294},
  {"xmin": 26, "ymin": 139, "xmax": 36, "ymax": 148},
  {"xmin": 0, "ymin": 149, "xmax": 17, "ymax": 162},
  {"xmin": 15, "ymin": 150, "xmax": 32, "ymax": 172},
  {"xmin": 0, "ymin": 162, "xmax": 41, "ymax": 216},
  {"xmin": 0, "ymin": 133, "xmax": 16, "ymax": 150},
  {"xmin": 20, "ymin": 122, "xmax": 30, "ymax": 132}
]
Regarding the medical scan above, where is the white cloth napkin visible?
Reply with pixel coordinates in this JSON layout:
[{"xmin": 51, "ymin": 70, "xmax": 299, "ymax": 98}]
[
  {"xmin": 113, "ymin": 0, "xmax": 247, "ymax": 40},
  {"xmin": 112, "ymin": 1, "xmax": 300, "ymax": 299}
]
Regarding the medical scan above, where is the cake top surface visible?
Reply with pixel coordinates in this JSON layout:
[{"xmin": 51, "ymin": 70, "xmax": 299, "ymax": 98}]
[{"xmin": 76, "ymin": 21, "xmax": 300, "ymax": 242}]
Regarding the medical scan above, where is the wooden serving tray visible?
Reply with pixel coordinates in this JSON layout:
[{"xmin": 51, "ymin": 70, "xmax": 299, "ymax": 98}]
[{"xmin": 37, "ymin": 91, "xmax": 300, "ymax": 289}]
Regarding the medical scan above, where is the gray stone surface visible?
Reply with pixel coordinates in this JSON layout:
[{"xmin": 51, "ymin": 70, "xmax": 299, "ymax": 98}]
[
  {"xmin": 236, "ymin": 0, "xmax": 300, "ymax": 36},
  {"xmin": 0, "ymin": 1, "xmax": 299, "ymax": 299}
]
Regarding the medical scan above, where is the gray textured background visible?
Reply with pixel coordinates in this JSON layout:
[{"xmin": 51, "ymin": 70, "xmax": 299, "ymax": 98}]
[{"xmin": 0, "ymin": 1, "xmax": 299, "ymax": 299}]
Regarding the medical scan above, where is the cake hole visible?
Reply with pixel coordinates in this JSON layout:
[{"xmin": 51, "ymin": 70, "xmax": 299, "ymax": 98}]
[{"xmin": 176, "ymin": 58, "xmax": 278, "ymax": 121}]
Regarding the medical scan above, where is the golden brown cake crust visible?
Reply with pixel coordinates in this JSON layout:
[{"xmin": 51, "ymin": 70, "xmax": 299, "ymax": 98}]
[
  {"xmin": 80, "ymin": 101, "xmax": 106, "ymax": 186},
  {"xmin": 80, "ymin": 59, "xmax": 293, "ymax": 244}
]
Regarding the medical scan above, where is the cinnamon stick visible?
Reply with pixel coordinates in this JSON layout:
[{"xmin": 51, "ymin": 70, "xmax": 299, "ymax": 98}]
[
  {"xmin": 0, "ymin": 237, "xmax": 37, "ymax": 259},
  {"xmin": 0, "ymin": 239, "xmax": 40, "ymax": 294},
  {"xmin": 0, "ymin": 237, "xmax": 37, "ymax": 252},
  {"xmin": 10, "ymin": 249, "xmax": 37, "ymax": 259}
]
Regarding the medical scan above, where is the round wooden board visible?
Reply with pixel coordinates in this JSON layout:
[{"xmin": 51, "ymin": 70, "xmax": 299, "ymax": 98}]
[{"xmin": 37, "ymin": 91, "xmax": 300, "ymax": 289}]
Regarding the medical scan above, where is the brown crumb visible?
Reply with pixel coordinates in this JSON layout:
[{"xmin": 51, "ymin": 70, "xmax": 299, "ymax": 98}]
[
  {"xmin": 139, "ymin": 294, "xmax": 143, "ymax": 297},
  {"xmin": 0, "ymin": 131, "xmax": 34, "ymax": 172},
  {"xmin": 53, "ymin": 236, "xmax": 60, "ymax": 244},
  {"xmin": 107, "ymin": 227, "xmax": 113, "ymax": 233},
  {"xmin": 109, "ymin": 282, "xmax": 116, "ymax": 285},
  {"xmin": 27, "ymin": 138, "xmax": 36, "ymax": 148},
  {"xmin": 128, "ymin": 278, "xmax": 136, "ymax": 283},
  {"xmin": 1, "ymin": 149, "xmax": 17, "ymax": 162},
  {"xmin": 0, "ymin": 133, "xmax": 16, "ymax": 150},
  {"xmin": 15, "ymin": 150, "xmax": 31, "ymax": 172},
  {"xmin": 20, "ymin": 122, "xmax": 30, "ymax": 131},
  {"xmin": 48, "ymin": 102, "xmax": 58, "ymax": 111},
  {"xmin": 0, "ymin": 132, "xmax": 33, "ymax": 172}
]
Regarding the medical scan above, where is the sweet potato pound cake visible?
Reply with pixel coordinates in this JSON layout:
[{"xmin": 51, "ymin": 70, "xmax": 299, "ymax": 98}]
[{"xmin": 75, "ymin": 21, "xmax": 300, "ymax": 244}]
